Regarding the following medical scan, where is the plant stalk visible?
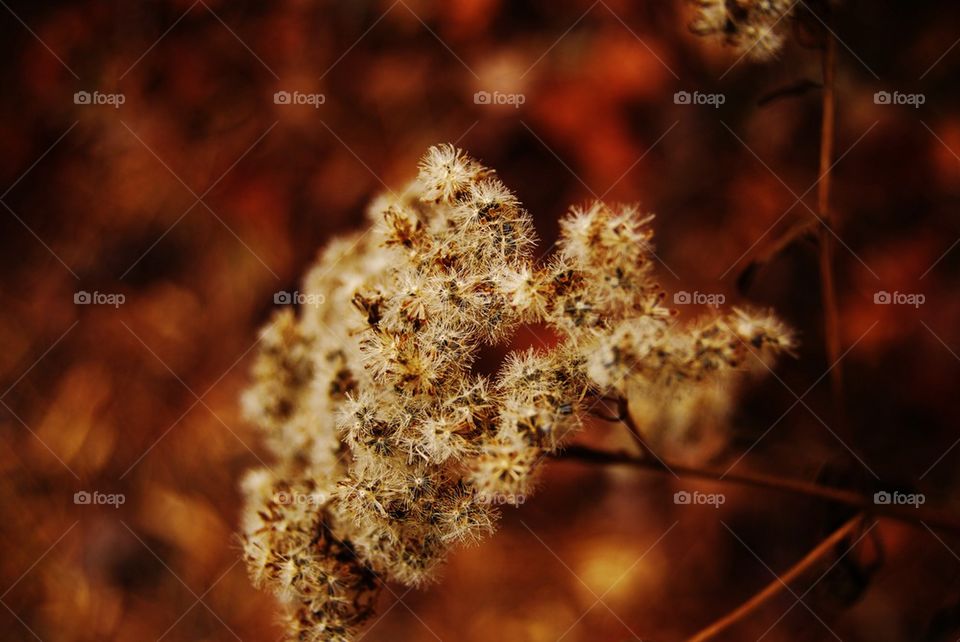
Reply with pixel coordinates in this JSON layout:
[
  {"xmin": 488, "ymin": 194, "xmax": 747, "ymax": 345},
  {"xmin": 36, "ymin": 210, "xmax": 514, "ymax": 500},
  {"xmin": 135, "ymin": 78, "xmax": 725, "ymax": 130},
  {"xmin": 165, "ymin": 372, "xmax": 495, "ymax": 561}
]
[
  {"xmin": 818, "ymin": 27, "xmax": 846, "ymax": 437},
  {"xmin": 555, "ymin": 445, "xmax": 960, "ymax": 536},
  {"xmin": 685, "ymin": 514, "xmax": 863, "ymax": 642}
]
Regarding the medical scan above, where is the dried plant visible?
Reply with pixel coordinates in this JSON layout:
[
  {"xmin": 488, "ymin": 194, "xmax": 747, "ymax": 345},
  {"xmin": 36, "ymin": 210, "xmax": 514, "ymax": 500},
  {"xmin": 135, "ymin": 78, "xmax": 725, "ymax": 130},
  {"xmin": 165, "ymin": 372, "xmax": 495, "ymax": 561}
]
[
  {"xmin": 689, "ymin": 0, "xmax": 797, "ymax": 60},
  {"xmin": 690, "ymin": 0, "xmax": 848, "ymax": 437},
  {"xmin": 238, "ymin": 145, "xmax": 794, "ymax": 641}
]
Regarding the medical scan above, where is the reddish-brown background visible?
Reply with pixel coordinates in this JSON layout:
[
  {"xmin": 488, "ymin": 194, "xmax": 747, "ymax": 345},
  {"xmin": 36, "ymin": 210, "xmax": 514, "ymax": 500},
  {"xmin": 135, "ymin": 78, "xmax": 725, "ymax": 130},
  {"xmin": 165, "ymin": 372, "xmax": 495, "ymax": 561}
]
[{"xmin": 1, "ymin": 1, "xmax": 958, "ymax": 640}]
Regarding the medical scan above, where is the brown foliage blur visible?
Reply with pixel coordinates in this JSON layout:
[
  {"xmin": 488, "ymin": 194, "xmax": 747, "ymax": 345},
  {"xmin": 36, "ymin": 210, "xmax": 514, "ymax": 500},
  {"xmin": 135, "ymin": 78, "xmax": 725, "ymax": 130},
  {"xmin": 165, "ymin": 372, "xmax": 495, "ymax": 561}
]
[{"xmin": 1, "ymin": 1, "xmax": 959, "ymax": 640}]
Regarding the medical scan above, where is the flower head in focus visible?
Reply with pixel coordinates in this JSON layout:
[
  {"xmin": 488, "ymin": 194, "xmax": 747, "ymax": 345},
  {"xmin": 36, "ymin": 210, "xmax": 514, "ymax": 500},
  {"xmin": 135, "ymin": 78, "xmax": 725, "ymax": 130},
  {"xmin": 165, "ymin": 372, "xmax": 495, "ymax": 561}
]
[{"xmin": 240, "ymin": 144, "xmax": 795, "ymax": 641}]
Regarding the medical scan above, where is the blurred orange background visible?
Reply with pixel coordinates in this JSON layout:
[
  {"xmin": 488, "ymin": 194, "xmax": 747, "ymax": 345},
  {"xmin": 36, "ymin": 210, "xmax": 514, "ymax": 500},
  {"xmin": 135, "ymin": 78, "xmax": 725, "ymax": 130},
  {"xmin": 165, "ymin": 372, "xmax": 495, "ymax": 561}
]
[{"xmin": 1, "ymin": 1, "xmax": 959, "ymax": 640}]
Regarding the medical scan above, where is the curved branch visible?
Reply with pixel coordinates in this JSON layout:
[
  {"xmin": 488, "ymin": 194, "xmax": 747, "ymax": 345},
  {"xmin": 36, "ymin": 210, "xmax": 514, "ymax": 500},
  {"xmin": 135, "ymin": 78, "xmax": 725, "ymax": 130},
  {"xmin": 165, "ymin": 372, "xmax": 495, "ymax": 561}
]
[
  {"xmin": 685, "ymin": 514, "xmax": 863, "ymax": 642},
  {"xmin": 553, "ymin": 445, "xmax": 960, "ymax": 536}
]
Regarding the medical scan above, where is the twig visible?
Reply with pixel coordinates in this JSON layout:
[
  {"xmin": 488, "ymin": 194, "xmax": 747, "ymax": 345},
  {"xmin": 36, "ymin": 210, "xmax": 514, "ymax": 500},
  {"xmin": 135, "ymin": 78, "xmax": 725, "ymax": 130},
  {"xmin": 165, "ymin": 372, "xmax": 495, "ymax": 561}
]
[
  {"xmin": 617, "ymin": 397, "xmax": 648, "ymax": 451},
  {"xmin": 736, "ymin": 217, "xmax": 817, "ymax": 293},
  {"xmin": 587, "ymin": 409, "xmax": 625, "ymax": 423},
  {"xmin": 685, "ymin": 514, "xmax": 864, "ymax": 642},
  {"xmin": 757, "ymin": 78, "xmax": 823, "ymax": 107},
  {"xmin": 586, "ymin": 392, "xmax": 649, "ymax": 454},
  {"xmin": 553, "ymin": 445, "xmax": 960, "ymax": 536},
  {"xmin": 817, "ymin": 26, "xmax": 846, "ymax": 437}
]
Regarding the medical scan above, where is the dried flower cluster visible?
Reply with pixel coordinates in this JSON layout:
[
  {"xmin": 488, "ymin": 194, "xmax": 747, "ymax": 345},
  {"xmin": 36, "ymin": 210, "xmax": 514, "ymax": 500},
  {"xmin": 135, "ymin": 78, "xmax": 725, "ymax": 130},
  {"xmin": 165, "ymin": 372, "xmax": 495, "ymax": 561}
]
[
  {"xmin": 689, "ymin": 0, "xmax": 796, "ymax": 60},
  {"xmin": 239, "ymin": 144, "xmax": 794, "ymax": 640}
]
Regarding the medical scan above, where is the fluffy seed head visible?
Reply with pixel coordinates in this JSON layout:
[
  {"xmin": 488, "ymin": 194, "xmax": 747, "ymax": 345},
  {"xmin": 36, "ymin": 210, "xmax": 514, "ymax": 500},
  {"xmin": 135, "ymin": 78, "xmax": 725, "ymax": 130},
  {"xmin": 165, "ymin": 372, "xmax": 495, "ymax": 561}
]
[{"xmin": 240, "ymin": 144, "xmax": 794, "ymax": 641}]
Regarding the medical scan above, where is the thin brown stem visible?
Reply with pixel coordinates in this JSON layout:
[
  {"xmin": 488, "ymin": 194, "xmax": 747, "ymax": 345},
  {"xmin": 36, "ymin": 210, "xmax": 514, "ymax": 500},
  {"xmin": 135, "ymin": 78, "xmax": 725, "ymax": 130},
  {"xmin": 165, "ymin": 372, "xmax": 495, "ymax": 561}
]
[
  {"xmin": 584, "ymin": 391, "xmax": 627, "ymax": 424},
  {"xmin": 585, "ymin": 392, "xmax": 649, "ymax": 454},
  {"xmin": 554, "ymin": 445, "xmax": 960, "ymax": 536},
  {"xmin": 818, "ymin": 27, "xmax": 846, "ymax": 437},
  {"xmin": 685, "ymin": 514, "xmax": 863, "ymax": 642},
  {"xmin": 587, "ymin": 409, "xmax": 625, "ymax": 423},
  {"xmin": 617, "ymin": 397, "xmax": 648, "ymax": 451}
]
